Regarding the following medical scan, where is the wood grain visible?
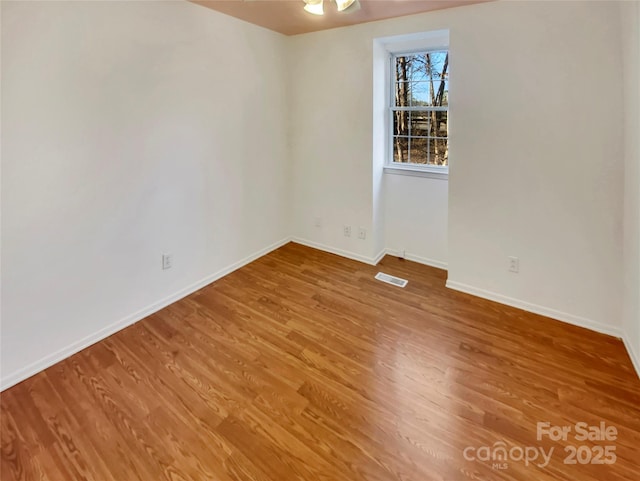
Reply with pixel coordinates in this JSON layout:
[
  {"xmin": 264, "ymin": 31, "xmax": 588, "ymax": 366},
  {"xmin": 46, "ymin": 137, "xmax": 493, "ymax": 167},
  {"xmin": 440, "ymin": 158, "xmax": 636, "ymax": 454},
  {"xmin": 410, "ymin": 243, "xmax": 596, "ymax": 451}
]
[{"xmin": 2, "ymin": 242, "xmax": 639, "ymax": 481}]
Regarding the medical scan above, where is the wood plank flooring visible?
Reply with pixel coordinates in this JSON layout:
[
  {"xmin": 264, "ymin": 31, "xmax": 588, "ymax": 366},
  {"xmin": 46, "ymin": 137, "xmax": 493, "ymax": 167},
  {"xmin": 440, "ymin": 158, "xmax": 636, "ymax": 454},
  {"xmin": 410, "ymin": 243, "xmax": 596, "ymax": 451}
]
[{"xmin": 1, "ymin": 242, "xmax": 639, "ymax": 481}]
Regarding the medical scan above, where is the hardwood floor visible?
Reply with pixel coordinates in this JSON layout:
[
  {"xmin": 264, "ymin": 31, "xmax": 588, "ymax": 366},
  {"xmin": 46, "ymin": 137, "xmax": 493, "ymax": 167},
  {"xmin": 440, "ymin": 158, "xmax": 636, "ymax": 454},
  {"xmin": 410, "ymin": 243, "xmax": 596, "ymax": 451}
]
[{"xmin": 1, "ymin": 242, "xmax": 639, "ymax": 481}]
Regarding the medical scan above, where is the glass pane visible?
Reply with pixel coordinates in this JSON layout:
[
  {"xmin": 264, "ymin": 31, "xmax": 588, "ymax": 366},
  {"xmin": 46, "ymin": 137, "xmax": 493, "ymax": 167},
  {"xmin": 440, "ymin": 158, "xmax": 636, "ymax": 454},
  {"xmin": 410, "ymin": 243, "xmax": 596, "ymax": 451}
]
[
  {"xmin": 409, "ymin": 137, "xmax": 429, "ymax": 165},
  {"xmin": 393, "ymin": 110, "xmax": 410, "ymax": 136},
  {"xmin": 394, "ymin": 81, "xmax": 411, "ymax": 107},
  {"xmin": 430, "ymin": 138, "xmax": 449, "ymax": 166},
  {"xmin": 408, "ymin": 52, "xmax": 448, "ymax": 81},
  {"xmin": 434, "ymin": 111, "xmax": 448, "ymax": 138},
  {"xmin": 408, "ymin": 138, "xmax": 448, "ymax": 166},
  {"xmin": 395, "ymin": 51, "xmax": 449, "ymax": 106},
  {"xmin": 394, "ymin": 56, "xmax": 411, "ymax": 83},
  {"xmin": 435, "ymin": 80, "xmax": 449, "ymax": 107},
  {"xmin": 392, "ymin": 51, "xmax": 449, "ymax": 167},
  {"xmin": 409, "ymin": 55, "xmax": 428, "ymax": 82},
  {"xmin": 410, "ymin": 111, "xmax": 432, "ymax": 137},
  {"xmin": 427, "ymin": 51, "xmax": 448, "ymax": 79},
  {"xmin": 411, "ymin": 82, "xmax": 430, "ymax": 107},
  {"xmin": 410, "ymin": 111, "xmax": 448, "ymax": 138},
  {"xmin": 393, "ymin": 137, "xmax": 409, "ymax": 163},
  {"xmin": 411, "ymin": 81, "xmax": 448, "ymax": 107}
]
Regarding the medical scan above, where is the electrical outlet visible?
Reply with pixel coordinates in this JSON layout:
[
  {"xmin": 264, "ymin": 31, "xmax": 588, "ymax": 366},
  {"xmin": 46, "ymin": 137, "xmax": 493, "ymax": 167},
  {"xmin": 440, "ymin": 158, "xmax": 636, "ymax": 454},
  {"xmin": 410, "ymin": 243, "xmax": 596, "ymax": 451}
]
[
  {"xmin": 508, "ymin": 256, "xmax": 519, "ymax": 273},
  {"xmin": 162, "ymin": 253, "xmax": 173, "ymax": 270},
  {"xmin": 314, "ymin": 217, "xmax": 322, "ymax": 228},
  {"xmin": 343, "ymin": 225, "xmax": 351, "ymax": 237},
  {"xmin": 358, "ymin": 227, "xmax": 366, "ymax": 240}
]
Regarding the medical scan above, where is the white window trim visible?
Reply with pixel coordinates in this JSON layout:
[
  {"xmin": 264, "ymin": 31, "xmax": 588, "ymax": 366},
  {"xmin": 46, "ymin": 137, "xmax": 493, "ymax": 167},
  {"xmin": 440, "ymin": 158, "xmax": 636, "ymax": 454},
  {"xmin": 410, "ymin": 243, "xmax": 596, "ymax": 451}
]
[
  {"xmin": 376, "ymin": 30, "xmax": 450, "ymax": 180},
  {"xmin": 383, "ymin": 164, "xmax": 449, "ymax": 179}
]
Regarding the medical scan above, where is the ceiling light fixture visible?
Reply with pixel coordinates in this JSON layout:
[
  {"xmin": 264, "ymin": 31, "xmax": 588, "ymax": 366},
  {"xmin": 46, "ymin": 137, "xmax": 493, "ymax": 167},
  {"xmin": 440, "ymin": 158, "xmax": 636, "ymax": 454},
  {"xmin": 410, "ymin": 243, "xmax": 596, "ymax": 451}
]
[
  {"xmin": 303, "ymin": 0, "xmax": 324, "ymax": 15},
  {"xmin": 303, "ymin": 0, "xmax": 359, "ymax": 16},
  {"xmin": 335, "ymin": 0, "xmax": 356, "ymax": 12}
]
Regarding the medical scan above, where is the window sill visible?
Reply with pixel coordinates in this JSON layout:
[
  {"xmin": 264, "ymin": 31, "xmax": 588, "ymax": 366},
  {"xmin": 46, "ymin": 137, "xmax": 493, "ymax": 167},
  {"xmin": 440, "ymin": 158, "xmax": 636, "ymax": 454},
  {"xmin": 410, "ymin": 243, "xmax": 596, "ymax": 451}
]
[{"xmin": 383, "ymin": 165, "xmax": 448, "ymax": 180}]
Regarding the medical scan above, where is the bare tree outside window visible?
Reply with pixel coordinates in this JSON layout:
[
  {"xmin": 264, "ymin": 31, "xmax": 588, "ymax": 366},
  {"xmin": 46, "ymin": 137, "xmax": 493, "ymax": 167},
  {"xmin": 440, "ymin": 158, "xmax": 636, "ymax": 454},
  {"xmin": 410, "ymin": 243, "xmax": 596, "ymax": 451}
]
[{"xmin": 392, "ymin": 51, "xmax": 448, "ymax": 166}]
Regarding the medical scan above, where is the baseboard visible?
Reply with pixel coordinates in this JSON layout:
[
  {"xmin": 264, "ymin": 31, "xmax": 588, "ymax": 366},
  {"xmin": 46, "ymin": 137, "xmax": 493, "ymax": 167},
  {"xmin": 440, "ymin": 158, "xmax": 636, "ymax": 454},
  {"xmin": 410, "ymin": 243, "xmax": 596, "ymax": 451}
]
[
  {"xmin": 372, "ymin": 248, "xmax": 387, "ymax": 265},
  {"xmin": 384, "ymin": 249, "xmax": 448, "ymax": 270},
  {"xmin": 290, "ymin": 237, "xmax": 380, "ymax": 266},
  {"xmin": 0, "ymin": 237, "xmax": 291, "ymax": 392},
  {"xmin": 289, "ymin": 239, "xmax": 448, "ymax": 270},
  {"xmin": 6, "ymin": 237, "xmax": 632, "ymax": 389},
  {"xmin": 445, "ymin": 280, "xmax": 623, "ymax": 339},
  {"xmin": 622, "ymin": 333, "xmax": 640, "ymax": 379},
  {"xmin": 295, "ymin": 236, "xmax": 639, "ymax": 377}
]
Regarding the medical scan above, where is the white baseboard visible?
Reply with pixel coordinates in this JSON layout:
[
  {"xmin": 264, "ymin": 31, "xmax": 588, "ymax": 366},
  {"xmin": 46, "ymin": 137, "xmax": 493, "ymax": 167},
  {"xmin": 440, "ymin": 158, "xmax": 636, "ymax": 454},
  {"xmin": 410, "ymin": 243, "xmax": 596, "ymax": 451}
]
[
  {"xmin": 0, "ymin": 237, "xmax": 291, "ymax": 392},
  {"xmin": 294, "ymin": 237, "xmax": 639, "ymax": 379},
  {"xmin": 384, "ymin": 248, "xmax": 448, "ymax": 270},
  {"xmin": 290, "ymin": 237, "xmax": 381, "ymax": 266},
  {"xmin": 6, "ymin": 237, "xmax": 636, "ymax": 389},
  {"xmin": 290, "ymin": 239, "xmax": 449, "ymax": 270},
  {"xmin": 372, "ymin": 248, "xmax": 387, "ymax": 265},
  {"xmin": 445, "ymin": 280, "xmax": 623, "ymax": 339},
  {"xmin": 622, "ymin": 333, "xmax": 640, "ymax": 379}
]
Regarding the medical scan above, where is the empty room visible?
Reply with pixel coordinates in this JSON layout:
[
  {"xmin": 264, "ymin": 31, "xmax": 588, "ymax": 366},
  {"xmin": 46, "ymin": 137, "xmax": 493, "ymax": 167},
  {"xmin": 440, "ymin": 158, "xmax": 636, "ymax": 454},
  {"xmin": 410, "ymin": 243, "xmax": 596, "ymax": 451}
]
[{"xmin": 1, "ymin": 0, "xmax": 639, "ymax": 480}]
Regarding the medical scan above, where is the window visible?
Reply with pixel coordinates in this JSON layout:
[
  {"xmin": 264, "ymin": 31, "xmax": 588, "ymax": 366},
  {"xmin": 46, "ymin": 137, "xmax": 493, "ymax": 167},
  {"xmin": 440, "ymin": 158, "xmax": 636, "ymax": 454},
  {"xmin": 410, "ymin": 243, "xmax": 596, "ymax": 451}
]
[{"xmin": 389, "ymin": 50, "xmax": 449, "ymax": 173}]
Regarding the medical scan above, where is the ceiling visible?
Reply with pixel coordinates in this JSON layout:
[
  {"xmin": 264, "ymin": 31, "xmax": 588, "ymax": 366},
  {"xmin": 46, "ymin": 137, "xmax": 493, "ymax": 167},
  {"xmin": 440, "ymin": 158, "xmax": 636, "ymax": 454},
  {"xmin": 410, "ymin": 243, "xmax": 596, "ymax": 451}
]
[{"xmin": 190, "ymin": 0, "xmax": 490, "ymax": 36}]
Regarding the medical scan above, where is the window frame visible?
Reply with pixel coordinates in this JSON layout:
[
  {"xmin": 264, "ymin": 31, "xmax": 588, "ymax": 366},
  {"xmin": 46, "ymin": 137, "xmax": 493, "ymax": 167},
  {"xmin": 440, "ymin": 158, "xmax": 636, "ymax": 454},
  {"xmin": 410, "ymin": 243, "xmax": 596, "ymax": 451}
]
[{"xmin": 385, "ymin": 48, "xmax": 449, "ymax": 180}]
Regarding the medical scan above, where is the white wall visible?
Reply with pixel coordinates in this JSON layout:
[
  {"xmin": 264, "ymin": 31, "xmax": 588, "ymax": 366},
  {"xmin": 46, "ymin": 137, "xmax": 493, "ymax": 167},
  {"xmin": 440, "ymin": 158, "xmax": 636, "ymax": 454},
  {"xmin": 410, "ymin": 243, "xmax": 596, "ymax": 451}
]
[
  {"xmin": 446, "ymin": 0, "xmax": 624, "ymax": 335},
  {"xmin": 288, "ymin": 32, "xmax": 378, "ymax": 261},
  {"xmin": 621, "ymin": 0, "xmax": 640, "ymax": 373},
  {"xmin": 289, "ymin": 0, "xmax": 625, "ymax": 335},
  {"xmin": 2, "ymin": 0, "xmax": 636, "ymax": 388},
  {"xmin": 0, "ymin": 0, "xmax": 290, "ymax": 388},
  {"xmin": 372, "ymin": 30, "xmax": 450, "ymax": 268},
  {"xmin": 289, "ymin": 18, "xmax": 450, "ymax": 266},
  {"xmin": 384, "ymin": 175, "xmax": 448, "ymax": 267}
]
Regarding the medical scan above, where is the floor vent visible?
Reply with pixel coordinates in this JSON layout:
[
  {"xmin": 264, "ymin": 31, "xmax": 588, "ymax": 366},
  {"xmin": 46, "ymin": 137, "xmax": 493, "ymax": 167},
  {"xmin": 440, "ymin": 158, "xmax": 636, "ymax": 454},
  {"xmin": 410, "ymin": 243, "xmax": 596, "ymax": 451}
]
[{"xmin": 375, "ymin": 272, "xmax": 408, "ymax": 288}]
